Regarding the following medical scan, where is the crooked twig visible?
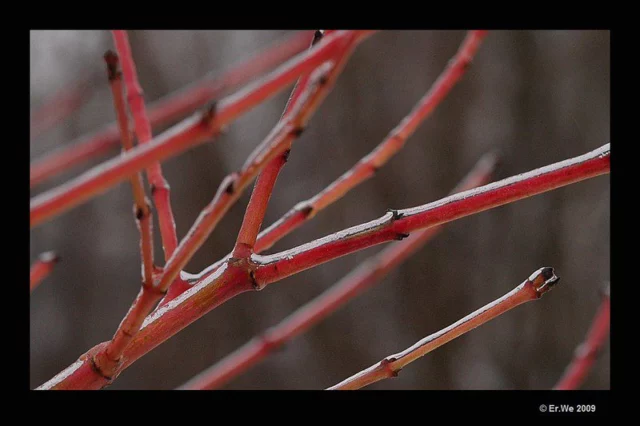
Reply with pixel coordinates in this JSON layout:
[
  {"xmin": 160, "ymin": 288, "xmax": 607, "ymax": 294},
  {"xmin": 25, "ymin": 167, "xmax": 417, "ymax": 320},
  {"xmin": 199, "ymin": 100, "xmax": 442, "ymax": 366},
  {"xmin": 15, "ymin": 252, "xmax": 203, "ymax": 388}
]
[
  {"xmin": 38, "ymin": 143, "xmax": 608, "ymax": 390},
  {"xmin": 328, "ymin": 267, "xmax": 560, "ymax": 390},
  {"xmin": 30, "ymin": 30, "xmax": 314, "ymax": 187},
  {"xmin": 179, "ymin": 152, "xmax": 497, "ymax": 389},
  {"xmin": 112, "ymin": 30, "xmax": 179, "ymax": 260},
  {"xmin": 554, "ymin": 283, "xmax": 610, "ymax": 390},
  {"xmin": 30, "ymin": 251, "xmax": 60, "ymax": 292},
  {"xmin": 30, "ymin": 31, "xmax": 364, "ymax": 228},
  {"xmin": 255, "ymin": 29, "xmax": 488, "ymax": 253}
]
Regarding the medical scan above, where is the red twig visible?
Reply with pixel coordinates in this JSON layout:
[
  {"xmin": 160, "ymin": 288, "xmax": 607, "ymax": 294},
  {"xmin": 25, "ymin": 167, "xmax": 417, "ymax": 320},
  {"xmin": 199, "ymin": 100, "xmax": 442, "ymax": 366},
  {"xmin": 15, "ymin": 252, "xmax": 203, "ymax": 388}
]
[
  {"xmin": 29, "ymin": 31, "xmax": 313, "ymax": 187},
  {"xmin": 255, "ymin": 29, "xmax": 488, "ymax": 253},
  {"xmin": 30, "ymin": 251, "xmax": 60, "ymax": 292},
  {"xmin": 112, "ymin": 30, "xmax": 179, "ymax": 260},
  {"xmin": 38, "ymin": 143, "xmax": 608, "ymax": 390},
  {"xmin": 232, "ymin": 30, "xmax": 361, "ymax": 259},
  {"xmin": 554, "ymin": 284, "xmax": 610, "ymax": 390},
  {"xmin": 253, "ymin": 144, "xmax": 610, "ymax": 287},
  {"xmin": 179, "ymin": 153, "xmax": 497, "ymax": 390},
  {"xmin": 100, "ymin": 51, "xmax": 157, "ymax": 370},
  {"xmin": 328, "ymin": 267, "xmax": 560, "ymax": 390},
  {"xmin": 30, "ymin": 73, "xmax": 95, "ymax": 140},
  {"xmin": 30, "ymin": 31, "xmax": 359, "ymax": 228}
]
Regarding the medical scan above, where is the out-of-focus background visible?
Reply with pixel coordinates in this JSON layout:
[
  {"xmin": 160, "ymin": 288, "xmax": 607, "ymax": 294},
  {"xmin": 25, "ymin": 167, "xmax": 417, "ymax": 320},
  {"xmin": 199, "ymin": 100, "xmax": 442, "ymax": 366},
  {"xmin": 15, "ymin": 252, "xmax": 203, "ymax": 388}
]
[{"xmin": 30, "ymin": 30, "xmax": 610, "ymax": 390}]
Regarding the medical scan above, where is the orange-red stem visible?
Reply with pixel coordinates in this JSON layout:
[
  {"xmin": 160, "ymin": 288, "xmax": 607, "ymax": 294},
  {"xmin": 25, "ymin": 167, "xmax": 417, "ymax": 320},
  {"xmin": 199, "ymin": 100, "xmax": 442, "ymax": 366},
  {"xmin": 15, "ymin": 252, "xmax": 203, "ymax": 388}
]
[{"xmin": 112, "ymin": 30, "xmax": 179, "ymax": 260}]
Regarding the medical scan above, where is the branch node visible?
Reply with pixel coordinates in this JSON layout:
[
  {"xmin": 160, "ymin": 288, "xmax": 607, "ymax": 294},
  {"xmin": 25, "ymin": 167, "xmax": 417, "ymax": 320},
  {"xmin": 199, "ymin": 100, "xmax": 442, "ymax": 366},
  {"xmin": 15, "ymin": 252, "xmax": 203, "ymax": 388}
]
[
  {"xmin": 225, "ymin": 179, "xmax": 236, "ymax": 195},
  {"xmin": 290, "ymin": 126, "xmax": 305, "ymax": 138},
  {"xmin": 528, "ymin": 267, "xmax": 560, "ymax": 297},
  {"xmin": 201, "ymin": 101, "xmax": 218, "ymax": 128},
  {"xmin": 312, "ymin": 30, "xmax": 325, "ymax": 46},
  {"xmin": 380, "ymin": 357, "xmax": 399, "ymax": 378},
  {"xmin": 387, "ymin": 209, "xmax": 405, "ymax": 221},
  {"xmin": 142, "ymin": 280, "xmax": 168, "ymax": 296},
  {"xmin": 249, "ymin": 270, "xmax": 261, "ymax": 291},
  {"xmin": 103, "ymin": 50, "xmax": 120, "ymax": 81}
]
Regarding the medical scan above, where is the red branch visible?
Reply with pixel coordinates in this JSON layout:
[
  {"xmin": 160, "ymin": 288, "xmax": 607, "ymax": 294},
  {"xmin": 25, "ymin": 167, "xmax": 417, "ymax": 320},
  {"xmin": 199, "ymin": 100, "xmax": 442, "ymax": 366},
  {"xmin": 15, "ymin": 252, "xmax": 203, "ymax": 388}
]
[
  {"xmin": 112, "ymin": 30, "xmax": 179, "ymax": 260},
  {"xmin": 253, "ymin": 144, "xmax": 610, "ymax": 287},
  {"xmin": 29, "ymin": 31, "xmax": 313, "ymax": 187},
  {"xmin": 554, "ymin": 284, "xmax": 610, "ymax": 390},
  {"xmin": 255, "ymin": 29, "xmax": 488, "ymax": 253},
  {"xmin": 232, "ymin": 29, "xmax": 359, "ymax": 258},
  {"xmin": 37, "ymin": 143, "xmax": 609, "ymax": 390},
  {"xmin": 100, "ymin": 51, "xmax": 158, "ymax": 371},
  {"xmin": 30, "ymin": 31, "xmax": 360, "ymax": 228},
  {"xmin": 179, "ymin": 153, "xmax": 497, "ymax": 389},
  {"xmin": 30, "ymin": 251, "xmax": 60, "ymax": 292},
  {"xmin": 328, "ymin": 267, "xmax": 560, "ymax": 390}
]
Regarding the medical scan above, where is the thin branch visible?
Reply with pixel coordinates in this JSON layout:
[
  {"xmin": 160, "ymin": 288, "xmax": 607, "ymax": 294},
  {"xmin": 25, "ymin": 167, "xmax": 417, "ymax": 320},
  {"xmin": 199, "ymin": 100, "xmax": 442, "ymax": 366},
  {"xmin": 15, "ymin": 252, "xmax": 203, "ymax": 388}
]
[
  {"xmin": 30, "ymin": 73, "xmax": 95, "ymax": 140},
  {"xmin": 232, "ymin": 29, "xmax": 359, "ymax": 258},
  {"xmin": 112, "ymin": 30, "xmax": 179, "ymax": 260},
  {"xmin": 179, "ymin": 152, "xmax": 497, "ymax": 390},
  {"xmin": 554, "ymin": 283, "xmax": 610, "ymax": 390},
  {"xmin": 253, "ymin": 144, "xmax": 610, "ymax": 287},
  {"xmin": 38, "ymin": 143, "xmax": 608, "ymax": 390},
  {"xmin": 328, "ymin": 267, "xmax": 560, "ymax": 390},
  {"xmin": 30, "ymin": 251, "xmax": 60, "ymax": 292},
  {"xmin": 29, "ymin": 30, "xmax": 314, "ymax": 187},
  {"xmin": 100, "ymin": 51, "xmax": 158, "ymax": 368},
  {"xmin": 255, "ymin": 29, "xmax": 488, "ymax": 253},
  {"xmin": 30, "ymin": 30, "xmax": 365, "ymax": 228}
]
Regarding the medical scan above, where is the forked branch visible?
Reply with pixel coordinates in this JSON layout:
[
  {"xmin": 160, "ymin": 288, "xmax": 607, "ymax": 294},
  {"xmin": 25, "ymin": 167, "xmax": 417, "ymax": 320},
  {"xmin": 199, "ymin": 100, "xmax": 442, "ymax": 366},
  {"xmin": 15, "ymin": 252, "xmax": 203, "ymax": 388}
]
[
  {"xmin": 253, "ymin": 144, "xmax": 610, "ymax": 287},
  {"xmin": 232, "ymin": 29, "xmax": 360, "ymax": 258},
  {"xmin": 155, "ymin": 62, "xmax": 336, "ymax": 298},
  {"xmin": 168, "ymin": 29, "xmax": 488, "ymax": 298},
  {"xmin": 179, "ymin": 152, "xmax": 497, "ymax": 390},
  {"xmin": 100, "ymin": 51, "xmax": 158, "ymax": 371},
  {"xmin": 112, "ymin": 30, "xmax": 179, "ymax": 260},
  {"xmin": 255, "ymin": 29, "xmax": 488, "ymax": 253},
  {"xmin": 328, "ymin": 267, "xmax": 560, "ymax": 390}
]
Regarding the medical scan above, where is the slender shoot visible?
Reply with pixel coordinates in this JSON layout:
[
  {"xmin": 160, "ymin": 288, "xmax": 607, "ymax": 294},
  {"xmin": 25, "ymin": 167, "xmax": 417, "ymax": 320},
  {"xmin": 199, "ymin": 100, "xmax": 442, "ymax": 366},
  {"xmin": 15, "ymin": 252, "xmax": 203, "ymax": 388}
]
[{"xmin": 328, "ymin": 267, "xmax": 560, "ymax": 390}]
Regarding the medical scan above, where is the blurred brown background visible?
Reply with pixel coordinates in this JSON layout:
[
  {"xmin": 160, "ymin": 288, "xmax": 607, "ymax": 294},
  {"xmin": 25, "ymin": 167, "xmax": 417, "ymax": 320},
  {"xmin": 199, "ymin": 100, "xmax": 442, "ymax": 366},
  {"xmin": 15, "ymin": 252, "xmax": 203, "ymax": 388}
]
[{"xmin": 29, "ymin": 30, "xmax": 610, "ymax": 390}]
